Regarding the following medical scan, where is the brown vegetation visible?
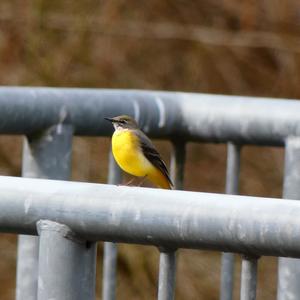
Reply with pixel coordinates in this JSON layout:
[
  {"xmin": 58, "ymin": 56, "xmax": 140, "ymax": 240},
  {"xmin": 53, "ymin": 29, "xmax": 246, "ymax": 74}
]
[{"xmin": 0, "ymin": 1, "xmax": 298, "ymax": 299}]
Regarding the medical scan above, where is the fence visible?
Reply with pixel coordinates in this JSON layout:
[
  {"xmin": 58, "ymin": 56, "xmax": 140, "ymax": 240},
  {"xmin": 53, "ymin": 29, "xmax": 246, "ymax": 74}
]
[{"xmin": 0, "ymin": 87, "xmax": 300, "ymax": 300}]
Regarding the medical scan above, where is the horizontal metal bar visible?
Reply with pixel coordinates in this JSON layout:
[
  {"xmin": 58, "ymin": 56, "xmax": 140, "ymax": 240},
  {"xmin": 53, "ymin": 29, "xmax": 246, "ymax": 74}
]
[
  {"xmin": 0, "ymin": 87, "xmax": 300, "ymax": 145},
  {"xmin": 1, "ymin": 176, "xmax": 300, "ymax": 257}
]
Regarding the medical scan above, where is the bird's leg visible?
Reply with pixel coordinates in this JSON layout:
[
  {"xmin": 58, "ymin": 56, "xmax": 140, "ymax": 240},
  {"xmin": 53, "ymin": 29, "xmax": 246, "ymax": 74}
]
[
  {"xmin": 137, "ymin": 175, "xmax": 148, "ymax": 187},
  {"xmin": 124, "ymin": 177, "xmax": 136, "ymax": 186},
  {"xmin": 121, "ymin": 176, "xmax": 147, "ymax": 187}
]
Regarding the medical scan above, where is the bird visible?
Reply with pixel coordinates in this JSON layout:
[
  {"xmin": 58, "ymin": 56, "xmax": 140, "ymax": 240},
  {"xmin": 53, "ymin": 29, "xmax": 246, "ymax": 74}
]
[{"xmin": 105, "ymin": 115, "xmax": 173, "ymax": 189}]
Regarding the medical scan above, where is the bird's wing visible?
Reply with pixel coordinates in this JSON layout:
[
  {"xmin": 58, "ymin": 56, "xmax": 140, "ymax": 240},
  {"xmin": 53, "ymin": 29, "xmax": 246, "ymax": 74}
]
[{"xmin": 134, "ymin": 130, "xmax": 173, "ymax": 187}]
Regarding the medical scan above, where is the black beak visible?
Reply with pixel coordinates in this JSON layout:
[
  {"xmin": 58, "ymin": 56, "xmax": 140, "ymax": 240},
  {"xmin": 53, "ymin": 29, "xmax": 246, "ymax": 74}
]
[{"xmin": 104, "ymin": 117, "xmax": 115, "ymax": 123}]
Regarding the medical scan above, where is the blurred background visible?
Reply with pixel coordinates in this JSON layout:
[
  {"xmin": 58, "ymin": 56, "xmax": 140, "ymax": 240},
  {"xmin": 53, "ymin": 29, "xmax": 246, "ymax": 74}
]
[{"xmin": 1, "ymin": 0, "xmax": 299, "ymax": 299}]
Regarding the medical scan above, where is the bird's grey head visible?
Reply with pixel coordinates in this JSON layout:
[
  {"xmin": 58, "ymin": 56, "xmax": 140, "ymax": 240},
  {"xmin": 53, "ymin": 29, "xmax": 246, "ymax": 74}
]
[{"xmin": 105, "ymin": 115, "xmax": 139, "ymax": 130}]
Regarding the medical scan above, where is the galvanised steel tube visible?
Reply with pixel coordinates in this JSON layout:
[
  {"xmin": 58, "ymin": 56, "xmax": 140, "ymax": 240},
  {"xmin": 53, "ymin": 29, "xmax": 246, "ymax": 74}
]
[
  {"xmin": 102, "ymin": 243, "xmax": 118, "ymax": 300},
  {"xmin": 37, "ymin": 220, "xmax": 97, "ymax": 300},
  {"xmin": 158, "ymin": 250, "xmax": 177, "ymax": 300},
  {"xmin": 225, "ymin": 143, "xmax": 241, "ymax": 195},
  {"xmin": 157, "ymin": 142, "xmax": 185, "ymax": 300},
  {"xmin": 16, "ymin": 236, "xmax": 38, "ymax": 300},
  {"xmin": 220, "ymin": 143, "xmax": 241, "ymax": 300},
  {"xmin": 1, "ymin": 87, "xmax": 300, "ymax": 145},
  {"xmin": 277, "ymin": 136, "xmax": 300, "ymax": 300},
  {"xmin": 220, "ymin": 254, "xmax": 235, "ymax": 300},
  {"xmin": 102, "ymin": 151, "xmax": 122, "ymax": 300},
  {"xmin": 240, "ymin": 256, "xmax": 258, "ymax": 300},
  {"xmin": 16, "ymin": 124, "xmax": 73, "ymax": 300},
  {"xmin": 170, "ymin": 141, "xmax": 186, "ymax": 190},
  {"xmin": 2, "ymin": 176, "xmax": 300, "ymax": 257}
]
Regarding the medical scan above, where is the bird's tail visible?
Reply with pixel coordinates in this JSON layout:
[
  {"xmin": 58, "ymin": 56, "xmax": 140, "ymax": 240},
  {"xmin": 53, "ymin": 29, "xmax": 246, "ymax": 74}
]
[{"xmin": 148, "ymin": 169, "xmax": 173, "ymax": 189}]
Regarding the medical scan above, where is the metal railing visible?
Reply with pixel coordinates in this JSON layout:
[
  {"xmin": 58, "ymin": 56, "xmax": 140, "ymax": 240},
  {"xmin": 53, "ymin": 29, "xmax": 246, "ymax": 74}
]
[{"xmin": 0, "ymin": 87, "xmax": 300, "ymax": 300}]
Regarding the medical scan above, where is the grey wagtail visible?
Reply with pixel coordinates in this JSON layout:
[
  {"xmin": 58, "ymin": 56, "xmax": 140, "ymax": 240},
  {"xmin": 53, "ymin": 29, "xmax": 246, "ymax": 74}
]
[{"xmin": 105, "ymin": 115, "xmax": 173, "ymax": 189}]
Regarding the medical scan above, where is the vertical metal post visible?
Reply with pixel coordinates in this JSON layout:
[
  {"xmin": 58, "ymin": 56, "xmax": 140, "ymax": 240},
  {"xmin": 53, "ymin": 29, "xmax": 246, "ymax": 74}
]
[
  {"xmin": 37, "ymin": 220, "xmax": 97, "ymax": 300},
  {"xmin": 277, "ymin": 136, "xmax": 300, "ymax": 300},
  {"xmin": 221, "ymin": 254, "xmax": 235, "ymax": 300},
  {"xmin": 240, "ymin": 256, "xmax": 258, "ymax": 300},
  {"xmin": 157, "ymin": 141, "xmax": 185, "ymax": 300},
  {"xmin": 220, "ymin": 143, "xmax": 241, "ymax": 300},
  {"xmin": 225, "ymin": 143, "xmax": 241, "ymax": 195},
  {"xmin": 16, "ymin": 122, "xmax": 73, "ymax": 300},
  {"xmin": 102, "ymin": 150, "xmax": 122, "ymax": 300},
  {"xmin": 158, "ymin": 249, "xmax": 177, "ymax": 300},
  {"xmin": 170, "ymin": 141, "xmax": 186, "ymax": 190}
]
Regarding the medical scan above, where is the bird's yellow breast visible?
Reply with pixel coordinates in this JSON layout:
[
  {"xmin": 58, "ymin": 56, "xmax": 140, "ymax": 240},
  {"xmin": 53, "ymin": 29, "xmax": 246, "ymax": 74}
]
[{"xmin": 112, "ymin": 130, "xmax": 154, "ymax": 177}]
